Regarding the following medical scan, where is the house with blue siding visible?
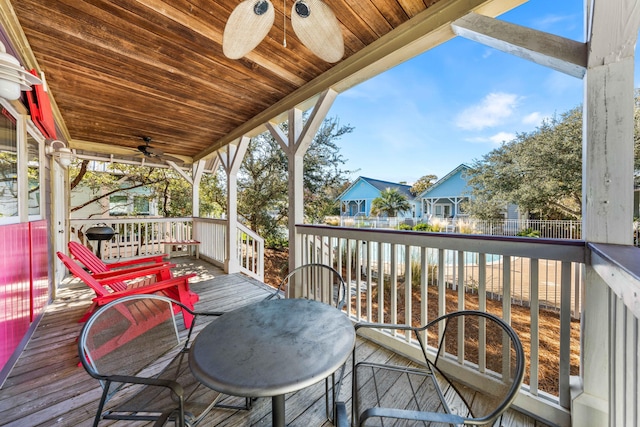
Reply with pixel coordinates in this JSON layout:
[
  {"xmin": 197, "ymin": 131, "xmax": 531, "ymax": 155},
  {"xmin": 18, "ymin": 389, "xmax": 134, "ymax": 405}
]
[
  {"xmin": 419, "ymin": 164, "xmax": 471, "ymax": 220},
  {"xmin": 419, "ymin": 164, "xmax": 521, "ymax": 220},
  {"xmin": 337, "ymin": 177, "xmax": 419, "ymax": 219}
]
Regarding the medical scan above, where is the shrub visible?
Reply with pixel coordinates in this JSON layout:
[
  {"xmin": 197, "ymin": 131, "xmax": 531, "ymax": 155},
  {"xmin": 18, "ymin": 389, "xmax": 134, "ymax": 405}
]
[
  {"xmin": 409, "ymin": 258, "xmax": 438, "ymax": 290},
  {"xmin": 516, "ymin": 228, "xmax": 540, "ymax": 238},
  {"xmin": 413, "ymin": 223, "xmax": 433, "ymax": 232},
  {"xmin": 430, "ymin": 217, "xmax": 449, "ymax": 232},
  {"xmin": 397, "ymin": 223, "xmax": 413, "ymax": 230},
  {"xmin": 456, "ymin": 219, "xmax": 477, "ymax": 234},
  {"xmin": 324, "ymin": 217, "xmax": 340, "ymax": 226}
]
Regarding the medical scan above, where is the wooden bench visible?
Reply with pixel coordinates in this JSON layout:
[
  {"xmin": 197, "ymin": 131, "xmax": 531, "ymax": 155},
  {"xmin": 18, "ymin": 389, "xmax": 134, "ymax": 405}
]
[{"xmin": 161, "ymin": 240, "xmax": 201, "ymax": 259}]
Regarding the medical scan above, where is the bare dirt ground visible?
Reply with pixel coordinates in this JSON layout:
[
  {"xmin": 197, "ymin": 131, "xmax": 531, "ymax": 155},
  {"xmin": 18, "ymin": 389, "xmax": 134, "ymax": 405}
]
[{"xmin": 263, "ymin": 248, "xmax": 579, "ymax": 396}]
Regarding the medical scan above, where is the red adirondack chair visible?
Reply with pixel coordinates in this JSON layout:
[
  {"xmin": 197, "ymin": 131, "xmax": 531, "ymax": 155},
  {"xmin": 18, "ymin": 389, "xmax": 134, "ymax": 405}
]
[
  {"xmin": 68, "ymin": 242, "xmax": 198, "ymax": 305},
  {"xmin": 68, "ymin": 241, "xmax": 169, "ymax": 280},
  {"xmin": 57, "ymin": 251, "xmax": 199, "ymax": 328}
]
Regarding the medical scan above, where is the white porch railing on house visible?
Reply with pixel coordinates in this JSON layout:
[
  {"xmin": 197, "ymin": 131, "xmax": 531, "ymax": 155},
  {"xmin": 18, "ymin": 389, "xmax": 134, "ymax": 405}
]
[
  {"xmin": 339, "ymin": 216, "xmax": 584, "ymax": 239},
  {"xmin": 70, "ymin": 217, "xmax": 195, "ymax": 259},
  {"xmin": 297, "ymin": 224, "xmax": 585, "ymax": 427},
  {"xmin": 587, "ymin": 243, "xmax": 640, "ymax": 427},
  {"xmin": 192, "ymin": 217, "xmax": 264, "ymax": 281},
  {"xmin": 69, "ymin": 217, "xmax": 264, "ymax": 281}
]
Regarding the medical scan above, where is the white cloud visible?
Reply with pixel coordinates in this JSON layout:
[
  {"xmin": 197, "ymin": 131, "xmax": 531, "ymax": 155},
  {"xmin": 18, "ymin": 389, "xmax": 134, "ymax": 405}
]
[
  {"xmin": 489, "ymin": 132, "xmax": 516, "ymax": 144},
  {"xmin": 522, "ymin": 112, "xmax": 543, "ymax": 126},
  {"xmin": 464, "ymin": 131, "xmax": 515, "ymax": 145},
  {"xmin": 455, "ymin": 92, "xmax": 519, "ymax": 131}
]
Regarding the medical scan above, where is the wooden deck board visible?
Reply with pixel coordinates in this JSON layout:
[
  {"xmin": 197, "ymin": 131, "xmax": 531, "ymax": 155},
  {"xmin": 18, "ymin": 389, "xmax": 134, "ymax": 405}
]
[{"xmin": 0, "ymin": 258, "xmax": 547, "ymax": 427}]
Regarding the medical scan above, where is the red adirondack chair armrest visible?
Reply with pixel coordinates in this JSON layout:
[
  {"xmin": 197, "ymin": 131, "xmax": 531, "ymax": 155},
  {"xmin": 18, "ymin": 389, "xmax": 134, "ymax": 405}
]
[
  {"xmin": 95, "ymin": 264, "xmax": 180, "ymax": 284},
  {"xmin": 106, "ymin": 254, "xmax": 167, "ymax": 269},
  {"xmin": 94, "ymin": 276, "xmax": 196, "ymax": 305},
  {"xmin": 91, "ymin": 263, "xmax": 175, "ymax": 280}
]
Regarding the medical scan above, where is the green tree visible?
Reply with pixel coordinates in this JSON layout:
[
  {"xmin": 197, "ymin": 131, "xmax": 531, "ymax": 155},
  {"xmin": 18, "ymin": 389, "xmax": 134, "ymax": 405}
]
[
  {"xmin": 410, "ymin": 174, "xmax": 438, "ymax": 195},
  {"xmin": 238, "ymin": 116, "xmax": 355, "ymax": 246},
  {"xmin": 371, "ymin": 188, "xmax": 411, "ymax": 217},
  {"xmin": 465, "ymin": 107, "xmax": 583, "ymax": 219},
  {"xmin": 466, "ymin": 90, "xmax": 640, "ymax": 220},
  {"xmin": 70, "ymin": 161, "xmax": 193, "ymax": 217}
]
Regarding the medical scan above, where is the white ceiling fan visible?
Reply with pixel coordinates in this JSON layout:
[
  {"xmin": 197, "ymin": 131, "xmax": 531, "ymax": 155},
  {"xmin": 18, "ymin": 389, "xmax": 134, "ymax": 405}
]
[{"xmin": 223, "ymin": 0, "xmax": 344, "ymax": 63}]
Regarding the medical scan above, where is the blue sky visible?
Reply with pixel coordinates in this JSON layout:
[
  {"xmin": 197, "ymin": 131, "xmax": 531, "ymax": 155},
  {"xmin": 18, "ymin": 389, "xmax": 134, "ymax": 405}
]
[{"xmin": 327, "ymin": 0, "xmax": 592, "ymax": 184}]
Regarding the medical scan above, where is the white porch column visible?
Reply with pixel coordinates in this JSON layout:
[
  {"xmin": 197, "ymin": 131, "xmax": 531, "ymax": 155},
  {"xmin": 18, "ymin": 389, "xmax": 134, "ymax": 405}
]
[
  {"xmin": 218, "ymin": 138, "xmax": 249, "ymax": 274},
  {"xmin": 266, "ymin": 89, "xmax": 338, "ymax": 281},
  {"xmin": 575, "ymin": 2, "xmax": 640, "ymax": 426},
  {"xmin": 191, "ymin": 159, "xmax": 206, "ymax": 217}
]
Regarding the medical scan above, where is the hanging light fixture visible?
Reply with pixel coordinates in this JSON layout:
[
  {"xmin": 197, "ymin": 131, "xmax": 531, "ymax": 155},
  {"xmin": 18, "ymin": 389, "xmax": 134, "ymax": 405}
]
[
  {"xmin": 45, "ymin": 139, "xmax": 75, "ymax": 168},
  {"xmin": 0, "ymin": 41, "xmax": 42, "ymax": 101},
  {"xmin": 223, "ymin": 0, "xmax": 344, "ymax": 63}
]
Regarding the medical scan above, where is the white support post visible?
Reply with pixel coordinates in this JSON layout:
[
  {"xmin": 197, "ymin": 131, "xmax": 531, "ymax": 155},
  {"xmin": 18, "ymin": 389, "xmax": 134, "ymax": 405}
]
[
  {"xmin": 218, "ymin": 138, "xmax": 250, "ymax": 274},
  {"xmin": 573, "ymin": 2, "xmax": 640, "ymax": 426},
  {"xmin": 191, "ymin": 159, "xmax": 206, "ymax": 218},
  {"xmin": 266, "ymin": 89, "xmax": 338, "ymax": 285}
]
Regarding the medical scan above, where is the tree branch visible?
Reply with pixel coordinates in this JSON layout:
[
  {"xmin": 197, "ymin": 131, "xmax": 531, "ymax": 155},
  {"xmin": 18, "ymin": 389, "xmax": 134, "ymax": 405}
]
[
  {"xmin": 71, "ymin": 179, "xmax": 164, "ymax": 212},
  {"xmin": 70, "ymin": 160, "xmax": 89, "ymax": 190}
]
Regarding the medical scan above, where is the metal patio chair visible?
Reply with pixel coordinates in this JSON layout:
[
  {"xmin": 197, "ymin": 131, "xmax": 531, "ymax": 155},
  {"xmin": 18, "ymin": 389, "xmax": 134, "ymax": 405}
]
[
  {"xmin": 267, "ymin": 262, "xmax": 347, "ymax": 309},
  {"xmin": 352, "ymin": 310, "xmax": 525, "ymax": 426},
  {"xmin": 267, "ymin": 263, "xmax": 348, "ymax": 422},
  {"xmin": 78, "ymin": 294, "xmax": 235, "ymax": 427},
  {"xmin": 57, "ymin": 251, "xmax": 199, "ymax": 328}
]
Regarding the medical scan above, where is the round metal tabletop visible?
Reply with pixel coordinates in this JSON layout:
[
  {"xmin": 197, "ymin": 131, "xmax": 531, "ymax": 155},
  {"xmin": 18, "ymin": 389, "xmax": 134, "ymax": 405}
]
[{"xmin": 189, "ymin": 298, "xmax": 355, "ymax": 397}]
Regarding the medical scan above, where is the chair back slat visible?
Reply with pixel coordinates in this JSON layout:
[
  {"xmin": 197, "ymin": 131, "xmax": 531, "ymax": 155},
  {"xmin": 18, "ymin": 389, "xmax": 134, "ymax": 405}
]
[
  {"xmin": 69, "ymin": 241, "xmax": 109, "ymax": 274},
  {"xmin": 57, "ymin": 251, "xmax": 112, "ymax": 297}
]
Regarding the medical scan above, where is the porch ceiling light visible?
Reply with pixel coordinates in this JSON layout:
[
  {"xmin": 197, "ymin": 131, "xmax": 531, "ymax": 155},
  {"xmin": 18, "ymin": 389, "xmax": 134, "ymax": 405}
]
[
  {"xmin": 46, "ymin": 139, "xmax": 75, "ymax": 167},
  {"xmin": 0, "ymin": 41, "xmax": 42, "ymax": 101},
  {"xmin": 223, "ymin": 0, "xmax": 343, "ymax": 63}
]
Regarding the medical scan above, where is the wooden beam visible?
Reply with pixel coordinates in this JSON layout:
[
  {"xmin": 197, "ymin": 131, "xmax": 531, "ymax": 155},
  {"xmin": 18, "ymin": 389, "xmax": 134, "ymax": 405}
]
[
  {"xmin": 452, "ymin": 12, "xmax": 587, "ymax": 78},
  {"xmin": 194, "ymin": 0, "xmax": 527, "ymax": 160},
  {"xmin": 167, "ymin": 161, "xmax": 193, "ymax": 184}
]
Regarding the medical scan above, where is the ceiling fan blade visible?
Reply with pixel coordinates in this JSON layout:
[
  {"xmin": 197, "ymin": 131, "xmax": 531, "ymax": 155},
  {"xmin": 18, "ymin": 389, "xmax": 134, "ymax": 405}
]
[
  {"xmin": 223, "ymin": 0, "xmax": 275, "ymax": 59},
  {"xmin": 142, "ymin": 146, "xmax": 164, "ymax": 156},
  {"xmin": 291, "ymin": 0, "xmax": 344, "ymax": 63},
  {"xmin": 161, "ymin": 154, "xmax": 185, "ymax": 165}
]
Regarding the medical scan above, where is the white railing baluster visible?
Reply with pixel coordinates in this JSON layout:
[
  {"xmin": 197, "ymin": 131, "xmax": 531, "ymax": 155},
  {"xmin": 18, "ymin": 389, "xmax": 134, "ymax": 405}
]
[
  {"xmin": 366, "ymin": 241, "xmax": 373, "ymax": 321},
  {"xmin": 390, "ymin": 243, "xmax": 397, "ymax": 326},
  {"xmin": 404, "ymin": 244, "xmax": 412, "ymax": 342},
  {"xmin": 559, "ymin": 261, "xmax": 572, "ymax": 408},
  {"xmin": 378, "ymin": 241, "xmax": 384, "ymax": 323},
  {"xmin": 530, "ymin": 258, "xmax": 540, "ymax": 396},
  {"xmin": 478, "ymin": 253, "xmax": 487, "ymax": 374}
]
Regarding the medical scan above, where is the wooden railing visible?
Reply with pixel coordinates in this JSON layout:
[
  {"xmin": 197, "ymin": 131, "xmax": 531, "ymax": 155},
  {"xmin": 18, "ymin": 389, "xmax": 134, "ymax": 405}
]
[
  {"xmin": 192, "ymin": 217, "xmax": 265, "ymax": 281},
  {"xmin": 70, "ymin": 217, "xmax": 193, "ymax": 259},
  {"xmin": 70, "ymin": 217, "xmax": 265, "ymax": 281},
  {"xmin": 296, "ymin": 224, "xmax": 585, "ymax": 427},
  {"xmin": 587, "ymin": 243, "xmax": 640, "ymax": 427}
]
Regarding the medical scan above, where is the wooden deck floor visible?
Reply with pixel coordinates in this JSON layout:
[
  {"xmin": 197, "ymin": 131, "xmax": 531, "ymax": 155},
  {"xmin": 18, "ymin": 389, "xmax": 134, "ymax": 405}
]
[{"xmin": 0, "ymin": 258, "xmax": 548, "ymax": 427}]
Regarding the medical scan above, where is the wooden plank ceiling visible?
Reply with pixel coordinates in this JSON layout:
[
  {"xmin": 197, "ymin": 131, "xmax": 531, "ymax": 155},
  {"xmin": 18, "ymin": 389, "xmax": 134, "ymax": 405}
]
[{"xmin": 7, "ymin": 0, "xmax": 524, "ymax": 165}]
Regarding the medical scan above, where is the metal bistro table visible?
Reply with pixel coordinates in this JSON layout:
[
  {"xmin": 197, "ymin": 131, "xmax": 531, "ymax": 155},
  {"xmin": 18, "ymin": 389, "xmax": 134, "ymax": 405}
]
[{"xmin": 189, "ymin": 298, "xmax": 355, "ymax": 427}]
